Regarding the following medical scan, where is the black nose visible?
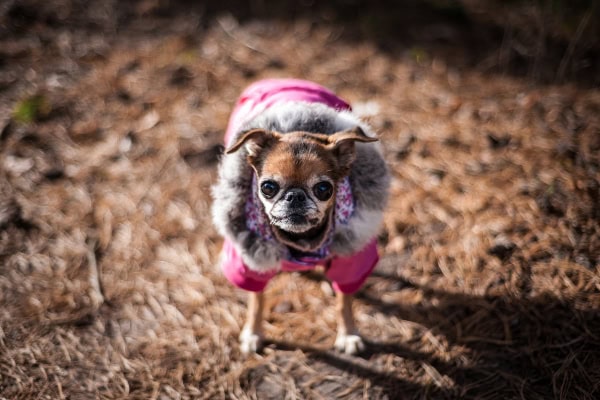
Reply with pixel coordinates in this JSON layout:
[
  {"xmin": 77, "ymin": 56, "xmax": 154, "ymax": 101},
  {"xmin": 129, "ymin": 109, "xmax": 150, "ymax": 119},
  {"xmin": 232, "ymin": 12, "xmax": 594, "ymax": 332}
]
[{"xmin": 284, "ymin": 189, "xmax": 306, "ymax": 203}]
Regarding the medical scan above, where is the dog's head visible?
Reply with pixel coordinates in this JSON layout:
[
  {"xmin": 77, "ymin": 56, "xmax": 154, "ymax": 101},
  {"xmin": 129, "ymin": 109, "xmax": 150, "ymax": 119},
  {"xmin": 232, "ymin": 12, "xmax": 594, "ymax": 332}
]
[{"xmin": 226, "ymin": 127, "xmax": 377, "ymax": 252}]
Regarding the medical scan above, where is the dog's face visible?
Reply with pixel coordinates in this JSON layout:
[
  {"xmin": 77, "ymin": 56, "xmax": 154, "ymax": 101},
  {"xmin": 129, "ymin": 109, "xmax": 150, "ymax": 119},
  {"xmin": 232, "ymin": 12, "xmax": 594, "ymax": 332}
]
[{"xmin": 226, "ymin": 127, "xmax": 377, "ymax": 252}]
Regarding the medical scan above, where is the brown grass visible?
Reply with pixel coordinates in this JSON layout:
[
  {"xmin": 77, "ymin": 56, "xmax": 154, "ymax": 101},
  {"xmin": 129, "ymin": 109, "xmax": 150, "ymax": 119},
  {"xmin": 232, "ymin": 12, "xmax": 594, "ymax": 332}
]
[{"xmin": 1, "ymin": 1, "xmax": 599, "ymax": 399}]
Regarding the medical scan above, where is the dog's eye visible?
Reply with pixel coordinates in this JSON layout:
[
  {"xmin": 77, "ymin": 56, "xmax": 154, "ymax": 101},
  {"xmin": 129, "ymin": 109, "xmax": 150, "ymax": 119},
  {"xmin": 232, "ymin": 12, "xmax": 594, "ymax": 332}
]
[
  {"xmin": 313, "ymin": 181, "xmax": 333, "ymax": 201},
  {"xmin": 260, "ymin": 180, "xmax": 280, "ymax": 198}
]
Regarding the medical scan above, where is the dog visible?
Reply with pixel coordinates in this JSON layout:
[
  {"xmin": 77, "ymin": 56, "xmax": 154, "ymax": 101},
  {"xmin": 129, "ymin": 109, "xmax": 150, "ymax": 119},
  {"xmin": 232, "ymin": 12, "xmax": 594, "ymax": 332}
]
[{"xmin": 212, "ymin": 79, "xmax": 389, "ymax": 354}]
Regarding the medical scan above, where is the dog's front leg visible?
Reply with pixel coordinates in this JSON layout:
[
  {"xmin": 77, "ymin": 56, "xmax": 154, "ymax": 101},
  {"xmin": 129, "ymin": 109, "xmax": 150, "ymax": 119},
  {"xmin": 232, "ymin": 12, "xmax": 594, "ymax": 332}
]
[
  {"xmin": 334, "ymin": 291, "xmax": 365, "ymax": 355},
  {"xmin": 239, "ymin": 291, "xmax": 264, "ymax": 353}
]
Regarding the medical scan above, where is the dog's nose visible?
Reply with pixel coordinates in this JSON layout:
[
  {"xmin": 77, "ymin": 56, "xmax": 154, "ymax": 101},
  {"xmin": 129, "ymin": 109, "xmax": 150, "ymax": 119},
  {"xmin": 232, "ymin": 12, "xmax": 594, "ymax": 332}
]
[{"xmin": 284, "ymin": 189, "xmax": 306, "ymax": 203}]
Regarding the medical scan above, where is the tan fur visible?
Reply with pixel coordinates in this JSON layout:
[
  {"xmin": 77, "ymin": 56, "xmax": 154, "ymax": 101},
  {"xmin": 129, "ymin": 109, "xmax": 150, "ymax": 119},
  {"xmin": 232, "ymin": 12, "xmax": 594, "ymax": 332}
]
[
  {"xmin": 261, "ymin": 143, "xmax": 335, "ymax": 187},
  {"xmin": 334, "ymin": 291, "xmax": 365, "ymax": 354},
  {"xmin": 227, "ymin": 128, "xmax": 377, "ymax": 179},
  {"xmin": 239, "ymin": 292, "xmax": 265, "ymax": 353},
  {"xmin": 245, "ymin": 292, "xmax": 264, "ymax": 335},
  {"xmin": 335, "ymin": 291, "xmax": 356, "ymax": 337}
]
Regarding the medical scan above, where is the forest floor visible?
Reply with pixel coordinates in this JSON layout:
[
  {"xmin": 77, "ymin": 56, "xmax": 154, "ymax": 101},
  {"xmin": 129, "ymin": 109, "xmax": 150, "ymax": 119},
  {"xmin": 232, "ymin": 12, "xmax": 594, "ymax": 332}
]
[{"xmin": 1, "ymin": 1, "xmax": 599, "ymax": 399}]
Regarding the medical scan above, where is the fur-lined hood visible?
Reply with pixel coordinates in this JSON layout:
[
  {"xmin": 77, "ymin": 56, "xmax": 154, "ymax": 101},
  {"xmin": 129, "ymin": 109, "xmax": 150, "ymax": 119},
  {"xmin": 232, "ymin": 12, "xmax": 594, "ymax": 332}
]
[{"xmin": 212, "ymin": 101, "xmax": 389, "ymax": 273}]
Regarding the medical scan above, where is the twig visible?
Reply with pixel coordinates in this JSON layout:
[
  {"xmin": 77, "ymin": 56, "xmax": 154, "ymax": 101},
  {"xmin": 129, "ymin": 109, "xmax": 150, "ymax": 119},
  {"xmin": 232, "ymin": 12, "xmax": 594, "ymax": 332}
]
[
  {"xmin": 217, "ymin": 14, "xmax": 269, "ymax": 57},
  {"xmin": 54, "ymin": 374, "xmax": 65, "ymax": 400},
  {"xmin": 557, "ymin": 9, "xmax": 593, "ymax": 81},
  {"xmin": 499, "ymin": 23, "xmax": 514, "ymax": 74},
  {"xmin": 135, "ymin": 147, "xmax": 178, "ymax": 208},
  {"xmin": 86, "ymin": 237, "xmax": 105, "ymax": 309},
  {"xmin": 529, "ymin": 4, "xmax": 546, "ymax": 80}
]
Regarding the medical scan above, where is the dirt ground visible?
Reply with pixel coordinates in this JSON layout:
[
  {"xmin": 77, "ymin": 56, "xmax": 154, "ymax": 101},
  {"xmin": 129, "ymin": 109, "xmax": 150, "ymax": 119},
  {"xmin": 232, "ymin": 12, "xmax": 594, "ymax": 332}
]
[{"xmin": 1, "ymin": 1, "xmax": 599, "ymax": 399}]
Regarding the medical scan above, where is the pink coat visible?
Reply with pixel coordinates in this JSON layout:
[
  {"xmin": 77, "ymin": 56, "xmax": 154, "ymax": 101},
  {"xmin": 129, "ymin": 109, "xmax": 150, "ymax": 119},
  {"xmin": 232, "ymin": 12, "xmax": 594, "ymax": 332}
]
[{"xmin": 220, "ymin": 79, "xmax": 378, "ymax": 294}]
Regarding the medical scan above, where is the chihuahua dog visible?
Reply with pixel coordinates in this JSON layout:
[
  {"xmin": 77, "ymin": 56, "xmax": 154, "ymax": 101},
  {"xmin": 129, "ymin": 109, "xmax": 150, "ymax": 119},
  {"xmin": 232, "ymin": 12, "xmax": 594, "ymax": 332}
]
[{"xmin": 212, "ymin": 79, "xmax": 389, "ymax": 354}]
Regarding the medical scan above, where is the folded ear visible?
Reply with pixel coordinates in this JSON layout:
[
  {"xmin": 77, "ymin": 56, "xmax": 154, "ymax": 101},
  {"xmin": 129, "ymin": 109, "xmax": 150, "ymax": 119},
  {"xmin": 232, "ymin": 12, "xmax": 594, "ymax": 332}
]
[
  {"xmin": 328, "ymin": 126, "xmax": 378, "ymax": 147},
  {"xmin": 225, "ymin": 129, "xmax": 279, "ymax": 156},
  {"xmin": 327, "ymin": 127, "xmax": 378, "ymax": 173}
]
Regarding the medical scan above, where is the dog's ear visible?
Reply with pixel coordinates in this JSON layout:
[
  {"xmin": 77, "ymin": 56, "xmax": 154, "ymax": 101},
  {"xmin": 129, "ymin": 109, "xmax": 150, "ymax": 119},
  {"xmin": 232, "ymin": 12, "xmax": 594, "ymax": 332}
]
[
  {"xmin": 327, "ymin": 126, "xmax": 378, "ymax": 173},
  {"xmin": 225, "ymin": 129, "xmax": 279, "ymax": 156}
]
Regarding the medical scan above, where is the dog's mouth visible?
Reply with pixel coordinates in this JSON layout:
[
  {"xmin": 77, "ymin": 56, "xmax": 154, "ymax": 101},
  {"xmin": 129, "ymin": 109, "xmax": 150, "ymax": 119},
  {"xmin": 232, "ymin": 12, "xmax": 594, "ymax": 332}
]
[
  {"xmin": 272, "ymin": 214, "xmax": 332, "ymax": 252},
  {"xmin": 282, "ymin": 214, "xmax": 311, "ymax": 226},
  {"xmin": 270, "ymin": 212, "xmax": 319, "ymax": 232},
  {"xmin": 275, "ymin": 220, "xmax": 327, "ymax": 241}
]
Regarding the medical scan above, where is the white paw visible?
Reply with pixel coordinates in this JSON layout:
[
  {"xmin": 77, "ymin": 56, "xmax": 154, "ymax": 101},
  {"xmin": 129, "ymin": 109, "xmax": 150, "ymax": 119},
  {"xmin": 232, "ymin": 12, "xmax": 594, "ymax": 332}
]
[
  {"xmin": 239, "ymin": 328, "xmax": 263, "ymax": 354},
  {"xmin": 334, "ymin": 333, "xmax": 365, "ymax": 355}
]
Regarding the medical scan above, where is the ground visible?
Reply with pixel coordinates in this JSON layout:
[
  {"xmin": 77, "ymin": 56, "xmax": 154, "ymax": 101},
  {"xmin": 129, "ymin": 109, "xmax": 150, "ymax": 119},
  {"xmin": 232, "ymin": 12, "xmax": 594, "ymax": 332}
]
[{"xmin": 1, "ymin": 1, "xmax": 599, "ymax": 399}]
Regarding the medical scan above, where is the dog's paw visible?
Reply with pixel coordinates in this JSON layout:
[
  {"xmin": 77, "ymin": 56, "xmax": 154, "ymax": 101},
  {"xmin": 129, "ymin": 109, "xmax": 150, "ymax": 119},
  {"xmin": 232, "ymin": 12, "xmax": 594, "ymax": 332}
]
[
  {"xmin": 334, "ymin": 333, "xmax": 365, "ymax": 355},
  {"xmin": 239, "ymin": 328, "xmax": 263, "ymax": 354}
]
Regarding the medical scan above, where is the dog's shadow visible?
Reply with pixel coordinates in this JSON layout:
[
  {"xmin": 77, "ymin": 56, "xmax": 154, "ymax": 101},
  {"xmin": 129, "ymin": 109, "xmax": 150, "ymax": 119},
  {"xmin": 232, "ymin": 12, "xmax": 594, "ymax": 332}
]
[
  {"xmin": 257, "ymin": 261, "xmax": 600, "ymax": 399},
  {"xmin": 260, "ymin": 337, "xmax": 440, "ymax": 397}
]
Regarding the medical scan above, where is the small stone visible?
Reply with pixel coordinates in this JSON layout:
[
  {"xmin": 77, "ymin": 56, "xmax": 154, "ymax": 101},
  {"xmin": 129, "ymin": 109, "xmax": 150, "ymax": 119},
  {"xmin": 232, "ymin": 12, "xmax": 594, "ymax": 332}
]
[
  {"xmin": 169, "ymin": 66, "xmax": 194, "ymax": 86},
  {"xmin": 487, "ymin": 132, "xmax": 511, "ymax": 149},
  {"xmin": 488, "ymin": 238, "xmax": 516, "ymax": 260},
  {"xmin": 273, "ymin": 301, "xmax": 293, "ymax": 313}
]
